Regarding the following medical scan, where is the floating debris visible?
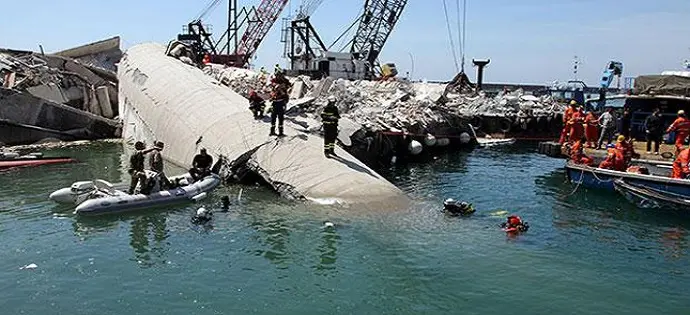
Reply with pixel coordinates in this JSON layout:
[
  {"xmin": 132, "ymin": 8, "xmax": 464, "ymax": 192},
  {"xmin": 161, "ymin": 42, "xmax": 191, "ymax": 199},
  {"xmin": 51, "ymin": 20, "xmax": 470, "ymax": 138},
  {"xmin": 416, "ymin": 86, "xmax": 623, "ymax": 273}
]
[{"xmin": 19, "ymin": 263, "xmax": 38, "ymax": 270}]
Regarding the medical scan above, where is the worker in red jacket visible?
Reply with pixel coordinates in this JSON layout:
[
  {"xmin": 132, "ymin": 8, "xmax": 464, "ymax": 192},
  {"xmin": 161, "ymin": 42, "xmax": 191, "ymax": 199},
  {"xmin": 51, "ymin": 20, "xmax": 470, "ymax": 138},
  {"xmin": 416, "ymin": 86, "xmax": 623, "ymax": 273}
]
[
  {"xmin": 559, "ymin": 100, "xmax": 578, "ymax": 144},
  {"xmin": 568, "ymin": 106, "xmax": 586, "ymax": 144},
  {"xmin": 598, "ymin": 144, "xmax": 625, "ymax": 171},
  {"xmin": 570, "ymin": 140, "xmax": 594, "ymax": 166},
  {"xmin": 672, "ymin": 148, "xmax": 690, "ymax": 179},
  {"xmin": 666, "ymin": 110, "xmax": 690, "ymax": 156},
  {"xmin": 585, "ymin": 110, "xmax": 599, "ymax": 148}
]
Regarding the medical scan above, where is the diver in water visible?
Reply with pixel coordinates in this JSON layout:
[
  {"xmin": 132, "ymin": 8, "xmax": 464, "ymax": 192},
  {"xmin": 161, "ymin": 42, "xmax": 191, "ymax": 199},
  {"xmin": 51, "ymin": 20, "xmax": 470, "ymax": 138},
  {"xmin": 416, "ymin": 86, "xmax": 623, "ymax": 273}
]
[
  {"xmin": 442, "ymin": 198, "xmax": 476, "ymax": 216},
  {"xmin": 220, "ymin": 196, "xmax": 230, "ymax": 212},
  {"xmin": 191, "ymin": 207, "xmax": 213, "ymax": 225},
  {"xmin": 501, "ymin": 215, "xmax": 529, "ymax": 233}
]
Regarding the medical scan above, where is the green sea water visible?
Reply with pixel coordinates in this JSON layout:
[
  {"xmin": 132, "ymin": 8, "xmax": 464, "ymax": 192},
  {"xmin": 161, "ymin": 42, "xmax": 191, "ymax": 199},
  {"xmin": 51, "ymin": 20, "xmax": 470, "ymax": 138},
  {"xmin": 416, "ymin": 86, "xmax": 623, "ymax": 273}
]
[{"xmin": 1, "ymin": 142, "xmax": 689, "ymax": 314}]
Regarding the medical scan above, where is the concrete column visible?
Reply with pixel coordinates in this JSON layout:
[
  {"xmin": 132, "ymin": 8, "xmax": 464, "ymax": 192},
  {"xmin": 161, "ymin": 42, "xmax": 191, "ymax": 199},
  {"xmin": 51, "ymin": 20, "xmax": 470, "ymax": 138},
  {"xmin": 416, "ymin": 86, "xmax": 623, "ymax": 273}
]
[{"xmin": 96, "ymin": 86, "xmax": 114, "ymax": 118}]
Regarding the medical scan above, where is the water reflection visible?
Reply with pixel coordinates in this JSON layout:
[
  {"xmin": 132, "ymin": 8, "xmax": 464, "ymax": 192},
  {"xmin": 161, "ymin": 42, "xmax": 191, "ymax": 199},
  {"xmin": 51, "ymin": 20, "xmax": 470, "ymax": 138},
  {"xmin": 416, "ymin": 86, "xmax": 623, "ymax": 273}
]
[
  {"xmin": 314, "ymin": 225, "xmax": 340, "ymax": 275},
  {"xmin": 249, "ymin": 217, "xmax": 292, "ymax": 269},
  {"xmin": 661, "ymin": 227, "xmax": 687, "ymax": 260},
  {"xmin": 129, "ymin": 213, "xmax": 170, "ymax": 268}
]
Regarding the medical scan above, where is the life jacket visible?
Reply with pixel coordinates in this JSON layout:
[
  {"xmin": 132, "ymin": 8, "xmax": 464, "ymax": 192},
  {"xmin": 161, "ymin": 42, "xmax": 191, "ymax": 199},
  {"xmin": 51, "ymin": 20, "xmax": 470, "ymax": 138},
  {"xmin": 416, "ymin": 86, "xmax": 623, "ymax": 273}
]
[
  {"xmin": 321, "ymin": 104, "xmax": 340, "ymax": 125},
  {"xmin": 202, "ymin": 54, "xmax": 211, "ymax": 65},
  {"xmin": 586, "ymin": 113, "xmax": 598, "ymax": 127}
]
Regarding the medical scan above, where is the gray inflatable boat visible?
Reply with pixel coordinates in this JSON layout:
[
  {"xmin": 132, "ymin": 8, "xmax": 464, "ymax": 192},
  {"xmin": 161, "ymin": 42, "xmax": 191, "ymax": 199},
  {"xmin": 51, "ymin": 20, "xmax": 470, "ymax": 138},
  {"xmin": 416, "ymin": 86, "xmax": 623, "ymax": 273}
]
[{"xmin": 49, "ymin": 171, "xmax": 221, "ymax": 215}]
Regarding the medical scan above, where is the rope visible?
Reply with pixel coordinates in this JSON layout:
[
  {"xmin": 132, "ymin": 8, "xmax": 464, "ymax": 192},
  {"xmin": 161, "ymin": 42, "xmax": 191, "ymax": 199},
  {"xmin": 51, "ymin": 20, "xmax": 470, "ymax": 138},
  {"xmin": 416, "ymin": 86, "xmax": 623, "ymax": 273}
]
[
  {"xmin": 456, "ymin": 0, "xmax": 463, "ymax": 72},
  {"xmin": 564, "ymin": 169, "xmax": 584, "ymax": 197},
  {"xmin": 590, "ymin": 168, "xmax": 615, "ymax": 183},
  {"xmin": 442, "ymin": 0, "xmax": 459, "ymax": 73}
]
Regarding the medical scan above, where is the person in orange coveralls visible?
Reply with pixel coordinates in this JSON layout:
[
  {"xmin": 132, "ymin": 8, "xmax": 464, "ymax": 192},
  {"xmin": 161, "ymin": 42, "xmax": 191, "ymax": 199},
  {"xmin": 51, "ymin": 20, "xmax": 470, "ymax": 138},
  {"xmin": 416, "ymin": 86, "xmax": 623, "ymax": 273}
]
[
  {"xmin": 568, "ymin": 106, "xmax": 586, "ymax": 144},
  {"xmin": 671, "ymin": 148, "xmax": 690, "ymax": 179},
  {"xmin": 615, "ymin": 135, "xmax": 638, "ymax": 168},
  {"xmin": 559, "ymin": 100, "xmax": 578, "ymax": 144},
  {"xmin": 666, "ymin": 110, "xmax": 690, "ymax": 156},
  {"xmin": 599, "ymin": 144, "xmax": 626, "ymax": 171},
  {"xmin": 585, "ymin": 110, "xmax": 599, "ymax": 148},
  {"xmin": 570, "ymin": 140, "xmax": 594, "ymax": 166}
]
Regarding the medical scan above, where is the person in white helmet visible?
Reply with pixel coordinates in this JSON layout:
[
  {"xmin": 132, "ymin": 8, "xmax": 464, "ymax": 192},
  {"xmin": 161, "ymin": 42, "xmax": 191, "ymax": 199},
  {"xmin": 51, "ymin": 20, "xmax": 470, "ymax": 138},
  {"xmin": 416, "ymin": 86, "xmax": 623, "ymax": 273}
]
[{"xmin": 320, "ymin": 96, "xmax": 341, "ymax": 158}]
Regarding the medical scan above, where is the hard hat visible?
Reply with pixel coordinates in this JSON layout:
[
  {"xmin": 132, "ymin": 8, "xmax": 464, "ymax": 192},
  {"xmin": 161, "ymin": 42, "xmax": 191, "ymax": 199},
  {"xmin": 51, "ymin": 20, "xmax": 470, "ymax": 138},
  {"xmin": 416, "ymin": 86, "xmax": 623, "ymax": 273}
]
[
  {"xmin": 679, "ymin": 110, "xmax": 685, "ymax": 116},
  {"xmin": 327, "ymin": 96, "xmax": 337, "ymax": 103},
  {"xmin": 617, "ymin": 135, "xmax": 625, "ymax": 142},
  {"xmin": 570, "ymin": 100, "xmax": 577, "ymax": 105},
  {"xmin": 607, "ymin": 143, "xmax": 616, "ymax": 149},
  {"xmin": 445, "ymin": 198, "xmax": 455, "ymax": 203}
]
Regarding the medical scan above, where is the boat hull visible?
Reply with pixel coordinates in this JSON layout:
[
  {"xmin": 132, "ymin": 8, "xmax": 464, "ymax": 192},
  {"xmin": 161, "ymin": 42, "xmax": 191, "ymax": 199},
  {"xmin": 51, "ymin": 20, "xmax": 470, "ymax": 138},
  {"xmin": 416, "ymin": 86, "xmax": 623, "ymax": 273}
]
[
  {"xmin": 614, "ymin": 179, "xmax": 690, "ymax": 209},
  {"xmin": 0, "ymin": 157, "xmax": 76, "ymax": 169},
  {"xmin": 565, "ymin": 162, "xmax": 690, "ymax": 198},
  {"xmin": 74, "ymin": 174, "xmax": 221, "ymax": 215}
]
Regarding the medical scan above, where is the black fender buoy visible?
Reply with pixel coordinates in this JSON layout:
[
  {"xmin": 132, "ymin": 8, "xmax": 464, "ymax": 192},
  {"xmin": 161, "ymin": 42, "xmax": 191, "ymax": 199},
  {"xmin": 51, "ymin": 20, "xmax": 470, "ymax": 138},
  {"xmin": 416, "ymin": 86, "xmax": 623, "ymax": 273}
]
[
  {"xmin": 471, "ymin": 116, "xmax": 483, "ymax": 130},
  {"xmin": 500, "ymin": 118, "xmax": 512, "ymax": 133}
]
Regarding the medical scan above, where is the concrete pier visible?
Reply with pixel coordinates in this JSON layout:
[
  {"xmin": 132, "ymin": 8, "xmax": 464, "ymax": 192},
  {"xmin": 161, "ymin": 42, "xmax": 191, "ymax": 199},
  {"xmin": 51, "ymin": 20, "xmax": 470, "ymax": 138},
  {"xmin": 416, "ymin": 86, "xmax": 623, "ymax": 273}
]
[{"xmin": 117, "ymin": 43, "xmax": 409, "ymax": 210}]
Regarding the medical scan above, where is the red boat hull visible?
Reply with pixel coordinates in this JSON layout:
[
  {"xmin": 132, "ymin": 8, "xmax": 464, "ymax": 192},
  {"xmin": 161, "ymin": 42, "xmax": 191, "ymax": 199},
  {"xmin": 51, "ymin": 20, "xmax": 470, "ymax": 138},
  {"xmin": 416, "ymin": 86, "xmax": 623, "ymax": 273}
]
[{"xmin": 0, "ymin": 157, "xmax": 76, "ymax": 169}]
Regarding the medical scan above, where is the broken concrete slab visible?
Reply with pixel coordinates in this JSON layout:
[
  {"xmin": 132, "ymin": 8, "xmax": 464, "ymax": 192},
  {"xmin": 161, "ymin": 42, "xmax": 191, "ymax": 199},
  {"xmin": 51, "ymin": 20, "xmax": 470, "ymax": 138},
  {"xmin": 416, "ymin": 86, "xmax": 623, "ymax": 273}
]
[
  {"xmin": 26, "ymin": 83, "xmax": 68, "ymax": 104},
  {"xmin": 0, "ymin": 88, "xmax": 120, "ymax": 144}
]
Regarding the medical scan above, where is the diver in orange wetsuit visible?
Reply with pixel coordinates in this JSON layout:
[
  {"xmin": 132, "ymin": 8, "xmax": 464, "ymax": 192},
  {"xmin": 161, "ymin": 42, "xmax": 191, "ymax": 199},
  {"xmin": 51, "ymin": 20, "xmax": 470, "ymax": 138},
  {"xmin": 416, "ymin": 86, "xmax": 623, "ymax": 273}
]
[
  {"xmin": 568, "ymin": 106, "xmax": 586, "ymax": 144},
  {"xmin": 671, "ymin": 148, "xmax": 690, "ymax": 179},
  {"xmin": 558, "ymin": 100, "xmax": 578, "ymax": 144},
  {"xmin": 585, "ymin": 111, "xmax": 599, "ymax": 148},
  {"xmin": 570, "ymin": 140, "xmax": 595, "ymax": 166},
  {"xmin": 598, "ymin": 144, "xmax": 626, "ymax": 171},
  {"xmin": 666, "ymin": 110, "xmax": 690, "ymax": 156}
]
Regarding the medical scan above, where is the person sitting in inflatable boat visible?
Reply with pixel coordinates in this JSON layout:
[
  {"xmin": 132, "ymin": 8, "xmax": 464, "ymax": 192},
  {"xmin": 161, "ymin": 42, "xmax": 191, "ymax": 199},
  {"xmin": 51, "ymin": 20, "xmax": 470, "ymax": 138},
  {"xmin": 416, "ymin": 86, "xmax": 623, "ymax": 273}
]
[
  {"xmin": 443, "ymin": 198, "xmax": 476, "ymax": 216},
  {"xmin": 501, "ymin": 215, "xmax": 529, "ymax": 233}
]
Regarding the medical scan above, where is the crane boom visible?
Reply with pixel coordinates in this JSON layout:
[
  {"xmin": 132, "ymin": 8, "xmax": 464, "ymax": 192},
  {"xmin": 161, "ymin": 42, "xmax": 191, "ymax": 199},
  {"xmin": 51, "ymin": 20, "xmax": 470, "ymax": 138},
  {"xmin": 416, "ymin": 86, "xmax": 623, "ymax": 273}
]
[
  {"xmin": 350, "ymin": 0, "xmax": 408, "ymax": 68},
  {"xmin": 237, "ymin": 0, "xmax": 289, "ymax": 61}
]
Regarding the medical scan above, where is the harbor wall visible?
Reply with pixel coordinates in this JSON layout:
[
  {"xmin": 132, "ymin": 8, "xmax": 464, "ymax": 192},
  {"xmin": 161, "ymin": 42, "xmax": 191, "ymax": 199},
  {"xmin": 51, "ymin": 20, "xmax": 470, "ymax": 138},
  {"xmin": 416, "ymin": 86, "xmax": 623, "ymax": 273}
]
[{"xmin": 117, "ymin": 43, "xmax": 409, "ymax": 210}]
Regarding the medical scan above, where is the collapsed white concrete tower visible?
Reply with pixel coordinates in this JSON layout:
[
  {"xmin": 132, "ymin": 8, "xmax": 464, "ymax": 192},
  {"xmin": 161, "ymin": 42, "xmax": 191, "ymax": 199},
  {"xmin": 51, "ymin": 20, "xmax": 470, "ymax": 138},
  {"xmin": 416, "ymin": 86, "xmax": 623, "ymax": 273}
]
[{"xmin": 117, "ymin": 43, "xmax": 408, "ymax": 211}]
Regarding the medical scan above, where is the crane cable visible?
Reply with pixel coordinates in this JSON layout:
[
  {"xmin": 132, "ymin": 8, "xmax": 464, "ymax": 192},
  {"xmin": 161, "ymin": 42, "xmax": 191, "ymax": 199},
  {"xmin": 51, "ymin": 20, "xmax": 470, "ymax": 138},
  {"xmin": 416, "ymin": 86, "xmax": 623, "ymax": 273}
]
[
  {"xmin": 195, "ymin": 0, "xmax": 223, "ymax": 21},
  {"xmin": 442, "ymin": 0, "xmax": 460, "ymax": 73},
  {"xmin": 457, "ymin": 0, "xmax": 467, "ymax": 73}
]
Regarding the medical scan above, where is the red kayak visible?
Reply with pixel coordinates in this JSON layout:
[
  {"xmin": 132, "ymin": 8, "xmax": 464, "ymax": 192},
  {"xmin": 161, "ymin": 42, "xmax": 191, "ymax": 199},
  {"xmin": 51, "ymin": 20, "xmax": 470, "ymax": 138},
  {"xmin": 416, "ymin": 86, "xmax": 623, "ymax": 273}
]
[{"xmin": 0, "ymin": 157, "xmax": 77, "ymax": 170}]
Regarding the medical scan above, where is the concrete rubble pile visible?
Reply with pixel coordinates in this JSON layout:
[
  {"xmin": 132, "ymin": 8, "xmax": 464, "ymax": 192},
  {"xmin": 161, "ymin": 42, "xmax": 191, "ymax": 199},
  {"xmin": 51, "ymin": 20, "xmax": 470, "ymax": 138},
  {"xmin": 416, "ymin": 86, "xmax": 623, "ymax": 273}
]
[
  {"xmin": 0, "ymin": 37, "xmax": 122, "ymax": 145},
  {"xmin": 206, "ymin": 65, "xmax": 565, "ymax": 134}
]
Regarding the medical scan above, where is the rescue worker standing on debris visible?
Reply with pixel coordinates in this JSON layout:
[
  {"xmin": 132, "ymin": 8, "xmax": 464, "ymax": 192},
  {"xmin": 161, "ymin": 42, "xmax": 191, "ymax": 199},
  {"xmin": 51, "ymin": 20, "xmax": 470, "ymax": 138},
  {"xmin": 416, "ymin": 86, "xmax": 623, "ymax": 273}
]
[
  {"xmin": 128, "ymin": 141, "xmax": 159, "ymax": 194},
  {"xmin": 190, "ymin": 148, "xmax": 213, "ymax": 181},
  {"xmin": 149, "ymin": 141, "xmax": 171, "ymax": 189},
  {"xmin": 671, "ymin": 147, "xmax": 690, "ymax": 179},
  {"xmin": 585, "ymin": 110, "xmax": 599, "ymax": 148},
  {"xmin": 666, "ymin": 110, "xmax": 690, "ymax": 156},
  {"xmin": 321, "ymin": 96, "xmax": 341, "ymax": 158},
  {"xmin": 559, "ymin": 100, "xmax": 578, "ymax": 144},
  {"xmin": 248, "ymin": 90, "xmax": 265, "ymax": 119},
  {"xmin": 269, "ymin": 71, "xmax": 291, "ymax": 137},
  {"xmin": 569, "ymin": 105, "xmax": 586, "ymax": 144}
]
